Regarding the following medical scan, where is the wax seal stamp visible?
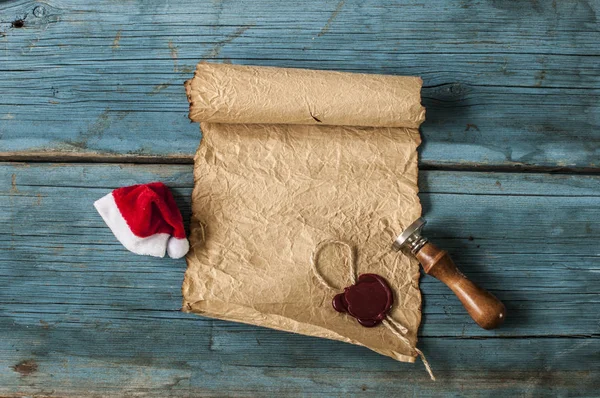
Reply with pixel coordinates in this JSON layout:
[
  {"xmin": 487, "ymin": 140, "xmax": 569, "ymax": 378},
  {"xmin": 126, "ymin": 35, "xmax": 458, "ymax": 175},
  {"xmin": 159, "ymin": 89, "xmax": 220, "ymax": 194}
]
[
  {"xmin": 332, "ymin": 274, "xmax": 393, "ymax": 327},
  {"xmin": 394, "ymin": 217, "xmax": 506, "ymax": 330}
]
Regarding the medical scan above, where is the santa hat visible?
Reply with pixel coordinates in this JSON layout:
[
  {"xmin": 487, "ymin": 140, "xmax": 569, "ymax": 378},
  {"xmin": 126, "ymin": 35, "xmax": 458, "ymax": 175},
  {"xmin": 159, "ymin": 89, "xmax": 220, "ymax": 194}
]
[{"xmin": 94, "ymin": 182, "xmax": 189, "ymax": 259}]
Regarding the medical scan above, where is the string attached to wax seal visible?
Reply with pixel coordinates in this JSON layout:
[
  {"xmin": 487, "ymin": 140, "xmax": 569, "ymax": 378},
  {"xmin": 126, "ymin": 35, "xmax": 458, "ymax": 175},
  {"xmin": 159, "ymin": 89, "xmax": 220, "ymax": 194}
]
[{"xmin": 310, "ymin": 239, "xmax": 435, "ymax": 381}]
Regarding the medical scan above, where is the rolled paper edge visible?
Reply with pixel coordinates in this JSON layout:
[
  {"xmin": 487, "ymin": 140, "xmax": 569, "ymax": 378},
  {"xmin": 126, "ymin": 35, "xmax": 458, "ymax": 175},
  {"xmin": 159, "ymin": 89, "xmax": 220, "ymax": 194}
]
[{"xmin": 186, "ymin": 62, "xmax": 425, "ymax": 129}]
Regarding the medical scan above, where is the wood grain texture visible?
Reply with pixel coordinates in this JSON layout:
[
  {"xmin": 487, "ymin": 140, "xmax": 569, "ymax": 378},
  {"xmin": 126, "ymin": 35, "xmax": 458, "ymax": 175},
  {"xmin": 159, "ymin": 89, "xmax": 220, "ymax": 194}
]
[
  {"xmin": 1, "ymin": 0, "xmax": 599, "ymax": 169},
  {"xmin": 1, "ymin": 163, "xmax": 598, "ymax": 396}
]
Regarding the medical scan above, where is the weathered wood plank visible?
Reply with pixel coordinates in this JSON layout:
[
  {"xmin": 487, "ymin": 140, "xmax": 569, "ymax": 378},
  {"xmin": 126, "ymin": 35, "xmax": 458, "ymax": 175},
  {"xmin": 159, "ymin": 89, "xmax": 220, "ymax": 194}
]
[
  {"xmin": 1, "ymin": 163, "xmax": 599, "ymax": 395},
  {"xmin": 1, "ymin": 0, "xmax": 598, "ymax": 169},
  {"xmin": 1, "ymin": 332, "xmax": 598, "ymax": 397},
  {"xmin": 1, "ymin": 163, "xmax": 599, "ymax": 336}
]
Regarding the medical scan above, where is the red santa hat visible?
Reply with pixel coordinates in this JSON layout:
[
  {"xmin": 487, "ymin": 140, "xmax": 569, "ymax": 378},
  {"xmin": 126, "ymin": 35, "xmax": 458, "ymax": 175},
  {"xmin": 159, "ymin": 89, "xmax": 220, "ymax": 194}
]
[{"xmin": 94, "ymin": 182, "xmax": 189, "ymax": 259}]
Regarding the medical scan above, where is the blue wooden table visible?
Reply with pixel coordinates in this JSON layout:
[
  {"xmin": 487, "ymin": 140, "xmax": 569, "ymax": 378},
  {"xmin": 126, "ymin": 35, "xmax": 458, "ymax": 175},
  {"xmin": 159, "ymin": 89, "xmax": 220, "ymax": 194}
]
[{"xmin": 1, "ymin": 0, "xmax": 599, "ymax": 396}]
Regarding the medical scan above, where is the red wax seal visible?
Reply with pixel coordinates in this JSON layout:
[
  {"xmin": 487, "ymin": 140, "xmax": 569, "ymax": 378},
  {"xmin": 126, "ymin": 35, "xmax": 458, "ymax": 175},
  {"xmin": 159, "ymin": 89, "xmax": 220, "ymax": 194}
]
[{"xmin": 332, "ymin": 274, "xmax": 393, "ymax": 327}]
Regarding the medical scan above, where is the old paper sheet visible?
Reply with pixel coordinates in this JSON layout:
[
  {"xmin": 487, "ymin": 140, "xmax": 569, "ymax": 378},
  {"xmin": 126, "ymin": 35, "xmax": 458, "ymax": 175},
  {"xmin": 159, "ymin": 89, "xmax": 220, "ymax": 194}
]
[{"xmin": 183, "ymin": 63, "xmax": 425, "ymax": 363}]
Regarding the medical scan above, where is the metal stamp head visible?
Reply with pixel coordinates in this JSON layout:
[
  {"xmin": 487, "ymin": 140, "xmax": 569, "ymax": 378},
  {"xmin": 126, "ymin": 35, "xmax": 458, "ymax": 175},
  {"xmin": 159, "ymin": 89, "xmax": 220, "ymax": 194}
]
[{"xmin": 393, "ymin": 217, "xmax": 428, "ymax": 254}]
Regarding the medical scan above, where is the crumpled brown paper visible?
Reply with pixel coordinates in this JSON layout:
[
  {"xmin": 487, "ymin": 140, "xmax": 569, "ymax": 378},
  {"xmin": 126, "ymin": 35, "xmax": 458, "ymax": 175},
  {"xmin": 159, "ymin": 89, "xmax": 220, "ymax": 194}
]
[{"xmin": 183, "ymin": 63, "xmax": 425, "ymax": 363}]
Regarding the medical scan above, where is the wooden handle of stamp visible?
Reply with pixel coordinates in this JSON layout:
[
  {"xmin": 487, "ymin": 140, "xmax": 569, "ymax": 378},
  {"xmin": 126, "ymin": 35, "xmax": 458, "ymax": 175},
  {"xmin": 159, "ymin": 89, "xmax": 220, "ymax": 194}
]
[{"xmin": 416, "ymin": 242, "xmax": 506, "ymax": 330}]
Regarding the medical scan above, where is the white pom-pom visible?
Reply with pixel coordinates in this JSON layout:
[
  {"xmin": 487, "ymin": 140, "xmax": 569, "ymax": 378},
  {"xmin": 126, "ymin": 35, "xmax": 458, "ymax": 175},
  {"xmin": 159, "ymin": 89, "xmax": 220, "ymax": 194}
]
[{"xmin": 167, "ymin": 237, "xmax": 190, "ymax": 259}]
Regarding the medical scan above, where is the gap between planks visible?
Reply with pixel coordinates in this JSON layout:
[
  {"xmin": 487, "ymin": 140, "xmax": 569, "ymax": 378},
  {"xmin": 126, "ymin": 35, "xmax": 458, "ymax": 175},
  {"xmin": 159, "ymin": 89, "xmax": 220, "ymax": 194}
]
[{"xmin": 1, "ymin": 153, "xmax": 600, "ymax": 175}]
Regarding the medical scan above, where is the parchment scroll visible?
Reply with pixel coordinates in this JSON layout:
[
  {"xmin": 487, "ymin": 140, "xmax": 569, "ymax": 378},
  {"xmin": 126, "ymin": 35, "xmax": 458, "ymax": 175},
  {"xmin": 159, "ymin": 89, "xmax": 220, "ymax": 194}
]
[{"xmin": 183, "ymin": 63, "xmax": 425, "ymax": 363}]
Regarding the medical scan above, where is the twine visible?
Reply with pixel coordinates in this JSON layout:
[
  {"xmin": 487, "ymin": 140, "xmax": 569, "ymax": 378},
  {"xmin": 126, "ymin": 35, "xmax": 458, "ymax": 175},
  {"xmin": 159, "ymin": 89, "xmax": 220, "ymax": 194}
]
[{"xmin": 310, "ymin": 239, "xmax": 435, "ymax": 381}]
